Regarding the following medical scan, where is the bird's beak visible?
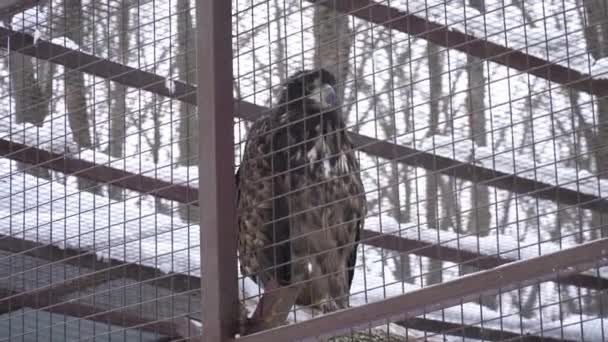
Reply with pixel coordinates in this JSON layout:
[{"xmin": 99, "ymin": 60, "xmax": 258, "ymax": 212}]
[{"xmin": 316, "ymin": 84, "xmax": 337, "ymax": 108}]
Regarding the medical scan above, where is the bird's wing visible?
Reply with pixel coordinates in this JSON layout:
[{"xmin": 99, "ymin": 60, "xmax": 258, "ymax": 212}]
[
  {"xmin": 347, "ymin": 205, "xmax": 364, "ymax": 288},
  {"xmin": 237, "ymin": 115, "xmax": 292, "ymax": 286},
  {"xmin": 346, "ymin": 139, "xmax": 367, "ymax": 290}
]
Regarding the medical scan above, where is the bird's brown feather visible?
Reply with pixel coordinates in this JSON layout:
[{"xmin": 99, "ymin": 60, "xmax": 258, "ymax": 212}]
[{"xmin": 236, "ymin": 69, "xmax": 366, "ymax": 312}]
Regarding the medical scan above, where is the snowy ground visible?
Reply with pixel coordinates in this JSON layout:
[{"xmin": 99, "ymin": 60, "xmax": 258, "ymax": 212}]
[
  {"xmin": 2, "ymin": 0, "xmax": 608, "ymax": 340},
  {"xmin": 0, "ymin": 155, "xmax": 606, "ymax": 340}
]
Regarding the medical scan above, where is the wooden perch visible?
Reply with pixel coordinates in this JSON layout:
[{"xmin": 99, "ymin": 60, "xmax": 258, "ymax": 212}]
[{"xmin": 245, "ymin": 279, "xmax": 303, "ymax": 334}]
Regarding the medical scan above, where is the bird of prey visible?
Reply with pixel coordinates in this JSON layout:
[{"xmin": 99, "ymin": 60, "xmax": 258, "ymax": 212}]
[{"xmin": 236, "ymin": 68, "xmax": 366, "ymax": 320}]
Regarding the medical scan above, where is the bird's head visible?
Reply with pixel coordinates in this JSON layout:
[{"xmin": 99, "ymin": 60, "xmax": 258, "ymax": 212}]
[{"xmin": 279, "ymin": 68, "xmax": 339, "ymax": 112}]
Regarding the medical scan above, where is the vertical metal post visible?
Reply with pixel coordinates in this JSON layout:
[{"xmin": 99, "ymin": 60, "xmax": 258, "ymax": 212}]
[{"xmin": 196, "ymin": 0, "xmax": 238, "ymax": 341}]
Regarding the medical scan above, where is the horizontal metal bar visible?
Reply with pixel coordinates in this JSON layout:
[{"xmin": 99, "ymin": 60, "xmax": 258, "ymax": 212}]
[
  {"xmin": 0, "ymin": 230, "xmax": 583, "ymax": 342},
  {"xmin": 2, "ymin": 27, "xmax": 607, "ymax": 214},
  {"xmin": 0, "ymin": 27, "xmax": 197, "ymax": 103},
  {"xmin": 0, "ymin": 0, "xmax": 44, "ymax": 20},
  {"xmin": 0, "ymin": 265, "xmax": 113, "ymax": 314},
  {"xmin": 318, "ymin": 0, "xmax": 608, "ymax": 97},
  {"xmin": 361, "ymin": 229, "xmax": 608, "ymax": 290},
  {"xmin": 236, "ymin": 237, "xmax": 608, "ymax": 342},
  {"xmin": 0, "ymin": 287, "xmax": 178, "ymax": 337},
  {"xmin": 398, "ymin": 317, "xmax": 573, "ymax": 342},
  {"xmin": 0, "ymin": 233, "xmax": 200, "ymax": 294},
  {"xmin": 1, "ymin": 139, "xmax": 607, "ymax": 291},
  {"xmin": 350, "ymin": 133, "xmax": 608, "ymax": 213},
  {"xmin": 0, "ymin": 139, "xmax": 197, "ymax": 204}
]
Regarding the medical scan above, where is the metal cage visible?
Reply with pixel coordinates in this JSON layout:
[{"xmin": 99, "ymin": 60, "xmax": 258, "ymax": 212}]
[{"xmin": 1, "ymin": 0, "xmax": 608, "ymax": 341}]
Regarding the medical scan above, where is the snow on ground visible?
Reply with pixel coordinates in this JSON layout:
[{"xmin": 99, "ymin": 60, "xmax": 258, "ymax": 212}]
[
  {"xmin": 2, "ymin": 0, "xmax": 607, "ymax": 339},
  {"xmin": 414, "ymin": 133, "xmax": 608, "ymax": 199},
  {"xmin": 392, "ymin": 0, "xmax": 594, "ymax": 75},
  {"xmin": 2, "ymin": 103, "xmax": 606, "ymax": 204},
  {"xmin": 0, "ymin": 156, "xmax": 605, "ymax": 340},
  {"xmin": 591, "ymin": 58, "xmax": 608, "ymax": 80}
]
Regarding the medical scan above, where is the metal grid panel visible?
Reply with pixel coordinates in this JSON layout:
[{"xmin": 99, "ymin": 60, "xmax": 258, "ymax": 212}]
[
  {"xmin": 0, "ymin": 0, "xmax": 200, "ymax": 340},
  {"xmin": 0, "ymin": 0, "xmax": 607, "ymax": 341},
  {"xmin": 231, "ymin": 0, "xmax": 608, "ymax": 340}
]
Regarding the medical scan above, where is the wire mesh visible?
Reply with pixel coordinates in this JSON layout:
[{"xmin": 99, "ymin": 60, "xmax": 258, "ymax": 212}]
[
  {"xmin": 0, "ymin": 0, "xmax": 200, "ymax": 340},
  {"xmin": 232, "ymin": 0, "xmax": 608, "ymax": 341},
  {"xmin": 0, "ymin": 0, "xmax": 607, "ymax": 341}
]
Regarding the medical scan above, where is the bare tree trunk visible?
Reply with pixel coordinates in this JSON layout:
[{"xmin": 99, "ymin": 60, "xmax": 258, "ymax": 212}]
[
  {"xmin": 582, "ymin": 0, "xmax": 608, "ymax": 316},
  {"xmin": 176, "ymin": 0, "xmax": 199, "ymax": 222},
  {"xmin": 313, "ymin": 0, "xmax": 352, "ymax": 102},
  {"xmin": 465, "ymin": 51, "xmax": 490, "ymax": 238},
  {"xmin": 9, "ymin": 50, "xmax": 52, "ymax": 179},
  {"xmin": 64, "ymin": 0, "xmax": 98, "ymax": 193},
  {"xmin": 462, "ymin": 0, "xmax": 496, "ymax": 309},
  {"xmin": 583, "ymin": 0, "xmax": 608, "ymax": 60},
  {"xmin": 439, "ymin": 177, "xmax": 462, "ymax": 232},
  {"xmin": 9, "ymin": 3, "xmax": 55, "ymax": 180},
  {"xmin": 177, "ymin": 0, "xmax": 198, "ymax": 166},
  {"xmin": 273, "ymin": 0, "xmax": 287, "ymax": 84},
  {"xmin": 152, "ymin": 98, "xmax": 167, "ymax": 213},
  {"xmin": 584, "ymin": 0, "xmax": 608, "ymax": 239},
  {"xmin": 385, "ymin": 47, "xmax": 414, "ymax": 283},
  {"xmin": 107, "ymin": 1, "xmax": 131, "ymax": 201},
  {"xmin": 426, "ymin": 41, "xmax": 442, "ymax": 285}
]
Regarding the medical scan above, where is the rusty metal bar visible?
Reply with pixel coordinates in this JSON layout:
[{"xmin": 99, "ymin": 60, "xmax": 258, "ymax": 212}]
[
  {"xmin": 237, "ymin": 237, "xmax": 608, "ymax": 342},
  {"xmin": 0, "ymin": 0, "xmax": 45, "ymax": 21},
  {"xmin": 0, "ymin": 230, "xmax": 572, "ymax": 342},
  {"xmin": 0, "ymin": 26, "xmax": 608, "ymax": 212},
  {"xmin": 349, "ymin": 134, "xmax": 608, "ymax": 213},
  {"xmin": 1, "ymin": 3, "xmax": 606, "ymax": 98},
  {"xmin": 0, "ymin": 264, "xmax": 112, "ymax": 314},
  {"xmin": 0, "ymin": 233, "xmax": 200, "ymax": 294},
  {"xmin": 0, "ymin": 287, "xmax": 178, "ymax": 337},
  {"xmin": 2, "ymin": 27, "xmax": 607, "ymax": 214},
  {"xmin": 196, "ymin": 0, "xmax": 239, "ymax": 341},
  {"xmin": 0, "ymin": 140, "xmax": 198, "ymax": 204},
  {"xmin": 0, "ymin": 27, "xmax": 197, "ymax": 104},
  {"xmin": 398, "ymin": 317, "xmax": 573, "ymax": 342},
  {"xmin": 315, "ymin": 0, "xmax": 608, "ymax": 97},
  {"xmin": 361, "ymin": 230, "xmax": 608, "ymax": 290},
  {"xmin": 1, "ymin": 139, "xmax": 607, "ymax": 291}
]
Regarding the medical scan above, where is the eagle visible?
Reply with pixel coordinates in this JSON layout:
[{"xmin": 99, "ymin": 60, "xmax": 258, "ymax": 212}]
[{"xmin": 236, "ymin": 68, "xmax": 366, "ymax": 321}]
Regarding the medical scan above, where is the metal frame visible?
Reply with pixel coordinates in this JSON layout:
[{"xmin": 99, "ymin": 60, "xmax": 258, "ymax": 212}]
[
  {"xmin": 0, "ymin": 288, "xmax": 178, "ymax": 337},
  {"xmin": 238, "ymin": 237, "xmax": 608, "ymax": 342},
  {"xmin": 1, "ymin": 0, "xmax": 607, "ymax": 340},
  {"xmin": 196, "ymin": 0, "xmax": 239, "ymax": 341},
  {"xmin": 0, "ymin": 0, "xmax": 44, "ymax": 20},
  {"xmin": 1, "ymin": 138, "xmax": 606, "ymax": 292},
  {"xmin": 0, "ymin": 231, "xmax": 580, "ymax": 342},
  {"xmin": 311, "ymin": 0, "xmax": 608, "ymax": 96},
  {"xmin": 2, "ymin": 26, "xmax": 607, "ymax": 214}
]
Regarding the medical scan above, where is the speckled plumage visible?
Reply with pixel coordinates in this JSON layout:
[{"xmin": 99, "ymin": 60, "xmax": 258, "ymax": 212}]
[{"xmin": 236, "ymin": 69, "xmax": 366, "ymax": 312}]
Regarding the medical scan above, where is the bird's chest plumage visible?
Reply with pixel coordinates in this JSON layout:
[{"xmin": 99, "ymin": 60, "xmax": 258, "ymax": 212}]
[
  {"xmin": 237, "ymin": 108, "xmax": 365, "ymax": 299},
  {"xmin": 283, "ymin": 121, "xmax": 361, "ymax": 246},
  {"xmin": 238, "ymin": 71, "xmax": 365, "ymax": 311}
]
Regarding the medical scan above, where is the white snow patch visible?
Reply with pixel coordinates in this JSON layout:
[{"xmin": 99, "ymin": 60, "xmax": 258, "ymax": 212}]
[
  {"xmin": 338, "ymin": 154, "xmax": 349, "ymax": 173},
  {"xmin": 0, "ymin": 117, "xmax": 78, "ymax": 155},
  {"xmin": 0, "ymin": 156, "xmax": 603, "ymax": 340},
  {"xmin": 307, "ymin": 141, "xmax": 319, "ymax": 161},
  {"xmin": 33, "ymin": 28, "xmax": 41, "ymax": 44},
  {"xmin": 165, "ymin": 77, "xmax": 176, "ymax": 94},
  {"xmin": 49, "ymin": 37, "xmax": 81, "ymax": 51},
  {"xmin": 413, "ymin": 134, "xmax": 608, "ymax": 200},
  {"xmin": 591, "ymin": 58, "xmax": 608, "ymax": 79}
]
